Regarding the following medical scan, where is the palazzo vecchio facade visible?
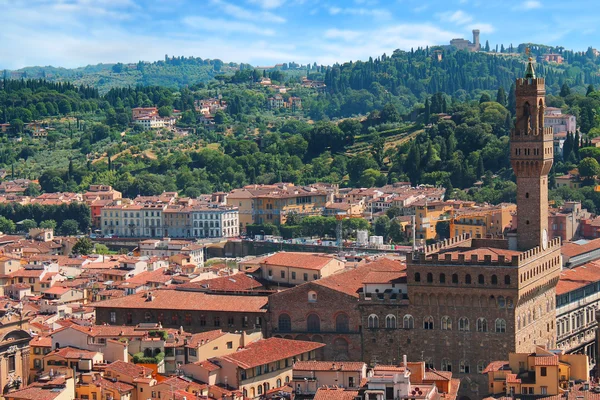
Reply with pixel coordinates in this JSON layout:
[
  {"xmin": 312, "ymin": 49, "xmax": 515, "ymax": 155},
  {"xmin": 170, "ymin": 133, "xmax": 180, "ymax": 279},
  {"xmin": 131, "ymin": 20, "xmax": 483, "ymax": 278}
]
[{"xmin": 359, "ymin": 60, "xmax": 561, "ymax": 398}]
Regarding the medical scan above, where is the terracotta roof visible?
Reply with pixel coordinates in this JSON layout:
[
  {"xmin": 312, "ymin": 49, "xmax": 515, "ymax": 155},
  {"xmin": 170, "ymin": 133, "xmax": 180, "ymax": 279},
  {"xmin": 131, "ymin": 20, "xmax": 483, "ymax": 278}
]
[
  {"xmin": 562, "ymin": 238, "xmax": 600, "ymax": 258},
  {"xmin": 373, "ymin": 365, "xmax": 406, "ymax": 373},
  {"xmin": 313, "ymin": 257, "xmax": 405, "ymax": 298},
  {"xmin": 123, "ymin": 268, "xmax": 171, "ymax": 286},
  {"xmin": 424, "ymin": 370, "xmax": 453, "ymax": 381},
  {"xmin": 186, "ymin": 330, "xmax": 227, "ymax": 348},
  {"xmin": 294, "ymin": 361, "xmax": 365, "ymax": 372},
  {"xmin": 217, "ymin": 337, "xmax": 325, "ymax": 369},
  {"xmin": 47, "ymin": 346, "xmax": 99, "ymax": 359},
  {"xmin": 362, "ymin": 271, "xmax": 406, "ymax": 284},
  {"xmin": 506, "ymin": 373, "xmax": 521, "ymax": 383},
  {"xmin": 197, "ymin": 360, "xmax": 221, "ymax": 372},
  {"xmin": 533, "ymin": 355, "xmax": 559, "ymax": 366},
  {"xmin": 106, "ymin": 360, "xmax": 152, "ymax": 378},
  {"xmin": 177, "ymin": 273, "xmax": 262, "ymax": 292},
  {"xmin": 30, "ymin": 335, "xmax": 52, "ymax": 347},
  {"xmin": 261, "ymin": 252, "xmax": 339, "ymax": 270},
  {"xmin": 64, "ymin": 324, "xmax": 147, "ymax": 338},
  {"xmin": 314, "ymin": 388, "xmax": 359, "ymax": 400},
  {"xmin": 97, "ymin": 377, "xmax": 135, "ymax": 393},
  {"xmin": 482, "ymin": 361, "xmax": 509, "ymax": 373},
  {"xmin": 43, "ymin": 286, "xmax": 73, "ymax": 295},
  {"xmin": 436, "ymin": 247, "xmax": 520, "ymax": 261},
  {"xmin": 556, "ymin": 261, "xmax": 600, "ymax": 295},
  {"xmin": 90, "ymin": 289, "xmax": 268, "ymax": 313},
  {"xmin": 4, "ymin": 385, "xmax": 66, "ymax": 400}
]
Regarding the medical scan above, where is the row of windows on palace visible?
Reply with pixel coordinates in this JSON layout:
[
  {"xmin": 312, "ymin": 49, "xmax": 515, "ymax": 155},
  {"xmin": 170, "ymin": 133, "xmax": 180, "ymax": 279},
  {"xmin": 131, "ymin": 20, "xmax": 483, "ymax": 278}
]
[
  {"xmin": 104, "ymin": 220, "xmax": 236, "ymax": 228},
  {"xmin": 414, "ymin": 272, "xmax": 511, "ymax": 285},
  {"xmin": 109, "ymin": 311, "xmax": 262, "ymax": 327},
  {"xmin": 276, "ymin": 313, "xmax": 509, "ymax": 333},
  {"xmin": 557, "ymin": 305, "xmax": 598, "ymax": 338},
  {"xmin": 103, "ymin": 211, "xmax": 237, "ymax": 219}
]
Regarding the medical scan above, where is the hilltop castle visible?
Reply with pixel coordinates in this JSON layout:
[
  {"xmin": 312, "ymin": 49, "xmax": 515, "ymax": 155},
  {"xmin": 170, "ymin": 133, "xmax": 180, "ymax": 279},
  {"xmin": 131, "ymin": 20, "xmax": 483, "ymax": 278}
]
[{"xmin": 450, "ymin": 29, "xmax": 481, "ymax": 52}]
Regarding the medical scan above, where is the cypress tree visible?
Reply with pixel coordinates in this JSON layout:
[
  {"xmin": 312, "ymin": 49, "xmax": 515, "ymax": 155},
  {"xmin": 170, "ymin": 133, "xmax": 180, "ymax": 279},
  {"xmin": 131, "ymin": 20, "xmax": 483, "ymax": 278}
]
[
  {"xmin": 496, "ymin": 87, "xmax": 507, "ymax": 106},
  {"xmin": 508, "ymin": 83, "xmax": 516, "ymax": 115}
]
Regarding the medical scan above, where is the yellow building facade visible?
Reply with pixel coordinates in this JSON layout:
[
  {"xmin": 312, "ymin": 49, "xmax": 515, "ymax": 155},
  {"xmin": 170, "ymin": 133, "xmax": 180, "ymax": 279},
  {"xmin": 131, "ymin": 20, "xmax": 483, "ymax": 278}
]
[{"xmin": 485, "ymin": 346, "xmax": 589, "ymax": 397}]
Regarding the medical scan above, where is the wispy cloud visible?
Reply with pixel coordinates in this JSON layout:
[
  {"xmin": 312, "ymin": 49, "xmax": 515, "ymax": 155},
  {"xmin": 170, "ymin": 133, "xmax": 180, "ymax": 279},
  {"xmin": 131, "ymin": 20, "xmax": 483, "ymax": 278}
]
[
  {"xmin": 437, "ymin": 10, "xmax": 473, "ymax": 25},
  {"xmin": 523, "ymin": 0, "xmax": 542, "ymax": 9},
  {"xmin": 247, "ymin": 0, "xmax": 285, "ymax": 9},
  {"xmin": 211, "ymin": 0, "xmax": 286, "ymax": 23},
  {"xmin": 328, "ymin": 6, "xmax": 391, "ymax": 19},
  {"xmin": 183, "ymin": 16, "xmax": 275, "ymax": 35},
  {"xmin": 324, "ymin": 29, "xmax": 363, "ymax": 41}
]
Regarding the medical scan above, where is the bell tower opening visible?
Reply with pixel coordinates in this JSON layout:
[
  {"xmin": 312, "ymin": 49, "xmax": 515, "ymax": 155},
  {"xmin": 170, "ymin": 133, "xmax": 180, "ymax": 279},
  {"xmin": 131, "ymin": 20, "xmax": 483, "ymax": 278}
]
[{"xmin": 509, "ymin": 57, "xmax": 554, "ymax": 251}]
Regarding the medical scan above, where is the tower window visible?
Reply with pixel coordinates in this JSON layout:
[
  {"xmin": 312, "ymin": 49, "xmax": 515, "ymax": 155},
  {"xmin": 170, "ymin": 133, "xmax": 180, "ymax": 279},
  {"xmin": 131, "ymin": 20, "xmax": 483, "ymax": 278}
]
[
  {"xmin": 525, "ymin": 193, "xmax": 529, "ymax": 198},
  {"xmin": 526, "ymin": 220, "xmax": 530, "ymax": 225}
]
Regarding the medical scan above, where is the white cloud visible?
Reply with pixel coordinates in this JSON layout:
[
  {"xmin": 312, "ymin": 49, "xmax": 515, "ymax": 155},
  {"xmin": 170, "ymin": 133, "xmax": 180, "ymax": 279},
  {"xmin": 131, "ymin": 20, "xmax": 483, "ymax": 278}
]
[
  {"xmin": 413, "ymin": 5, "xmax": 429, "ymax": 13},
  {"xmin": 324, "ymin": 29, "xmax": 363, "ymax": 41},
  {"xmin": 437, "ymin": 10, "xmax": 473, "ymax": 25},
  {"xmin": 468, "ymin": 22, "xmax": 495, "ymax": 33},
  {"xmin": 211, "ymin": 0, "xmax": 286, "ymax": 23},
  {"xmin": 523, "ymin": 0, "xmax": 541, "ymax": 9},
  {"xmin": 248, "ymin": 0, "xmax": 285, "ymax": 8},
  {"xmin": 327, "ymin": 6, "xmax": 391, "ymax": 19},
  {"xmin": 183, "ymin": 16, "xmax": 275, "ymax": 36}
]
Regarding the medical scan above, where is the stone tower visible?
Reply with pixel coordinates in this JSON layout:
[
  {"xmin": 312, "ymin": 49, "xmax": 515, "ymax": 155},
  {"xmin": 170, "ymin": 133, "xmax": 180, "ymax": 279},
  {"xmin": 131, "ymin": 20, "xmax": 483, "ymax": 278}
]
[
  {"xmin": 472, "ymin": 29, "xmax": 480, "ymax": 50},
  {"xmin": 510, "ymin": 58, "xmax": 554, "ymax": 251}
]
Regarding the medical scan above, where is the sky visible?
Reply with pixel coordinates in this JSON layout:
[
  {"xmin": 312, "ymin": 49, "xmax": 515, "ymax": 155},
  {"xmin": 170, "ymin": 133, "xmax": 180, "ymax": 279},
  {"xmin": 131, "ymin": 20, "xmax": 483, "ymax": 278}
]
[{"xmin": 0, "ymin": 0, "xmax": 598, "ymax": 70}]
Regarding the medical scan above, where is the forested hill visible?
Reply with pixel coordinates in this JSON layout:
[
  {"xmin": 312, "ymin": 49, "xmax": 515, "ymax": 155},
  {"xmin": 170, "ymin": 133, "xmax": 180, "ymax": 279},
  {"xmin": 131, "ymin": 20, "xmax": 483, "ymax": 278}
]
[
  {"xmin": 315, "ymin": 46, "xmax": 600, "ymax": 118},
  {"xmin": 3, "ymin": 56, "xmax": 240, "ymax": 94}
]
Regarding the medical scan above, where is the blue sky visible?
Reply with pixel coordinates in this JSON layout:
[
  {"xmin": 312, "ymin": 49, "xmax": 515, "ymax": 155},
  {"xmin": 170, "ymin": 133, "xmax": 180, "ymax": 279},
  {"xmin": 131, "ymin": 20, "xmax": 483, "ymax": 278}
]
[{"xmin": 0, "ymin": 0, "xmax": 597, "ymax": 70}]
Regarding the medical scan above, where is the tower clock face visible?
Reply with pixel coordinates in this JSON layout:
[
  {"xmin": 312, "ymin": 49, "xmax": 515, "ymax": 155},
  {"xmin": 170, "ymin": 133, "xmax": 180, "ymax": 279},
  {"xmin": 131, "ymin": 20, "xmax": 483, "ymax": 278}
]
[{"xmin": 542, "ymin": 229, "xmax": 548, "ymax": 250}]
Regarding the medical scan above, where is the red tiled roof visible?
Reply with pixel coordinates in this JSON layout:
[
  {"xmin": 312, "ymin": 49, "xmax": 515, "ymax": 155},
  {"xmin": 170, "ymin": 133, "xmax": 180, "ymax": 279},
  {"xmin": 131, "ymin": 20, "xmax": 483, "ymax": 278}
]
[
  {"xmin": 314, "ymin": 388, "xmax": 359, "ymax": 400},
  {"xmin": 556, "ymin": 261, "xmax": 600, "ymax": 295},
  {"xmin": 43, "ymin": 286, "xmax": 73, "ymax": 295},
  {"xmin": 97, "ymin": 377, "xmax": 135, "ymax": 393},
  {"xmin": 314, "ymin": 257, "xmax": 405, "ymax": 298},
  {"xmin": 218, "ymin": 338, "xmax": 325, "ymax": 369},
  {"xmin": 533, "ymin": 355, "xmax": 559, "ymax": 366},
  {"xmin": 186, "ymin": 330, "xmax": 227, "ymax": 348},
  {"xmin": 47, "ymin": 346, "xmax": 99, "ymax": 359},
  {"xmin": 424, "ymin": 370, "xmax": 453, "ymax": 381},
  {"xmin": 362, "ymin": 271, "xmax": 406, "ymax": 284},
  {"xmin": 30, "ymin": 335, "xmax": 52, "ymax": 347},
  {"xmin": 178, "ymin": 273, "xmax": 262, "ymax": 292},
  {"xmin": 506, "ymin": 373, "xmax": 521, "ymax": 383},
  {"xmin": 294, "ymin": 361, "xmax": 365, "ymax": 372},
  {"xmin": 482, "ymin": 361, "xmax": 509, "ymax": 373},
  {"xmin": 4, "ymin": 385, "xmax": 65, "ymax": 400},
  {"xmin": 562, "ymin": 238, "xmax": 600, "ymax": 258},
  {"xmin": 261, "ymin": 252, "xmax": 339, "ymax": 270},
  {"xmin": 197, "ymin": 360, "xmax": 221, "ymax": 372},
  {"xmin": 106, "ymin": 360, "xmax": 152, "ymax": 378},
  {"xmin": 91, "ymin": 289, "xmax": 268, "ymax": 313}
]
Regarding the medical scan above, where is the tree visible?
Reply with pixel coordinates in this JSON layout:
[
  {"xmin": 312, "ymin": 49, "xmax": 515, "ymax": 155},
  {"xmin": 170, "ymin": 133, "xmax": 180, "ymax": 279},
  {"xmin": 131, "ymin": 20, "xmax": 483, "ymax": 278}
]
[
  {"xmin": 484, "ymin": 40, "xmax": 490, "ymax": 52},
  {"xmin": 560, "ymin": 83, "xmax": 571, "ymax": 97},
  {"xmin": 20, "ymin": 219, "xmax": 37, "ymax": 232},
  {"xmin": 60, "ymin": 219, "xmax": 79, "ymax": 236},
  {"xmin": 385, "ymin": 207, "xmax": 401, "ymax": 219},
  {"xmin": 94, "ymin": 244, "xmax": 110, "ymax": 255},
  {"xmin": 40, "ymin": 220, "xmax": 57, "ymax": 230},
  {"xmin": 435, "ymin": 220, "xmax": 451, "ymax": 239},
  {"xmin": 388, "ymin": 219, "xmax": 407, "ymax": 243},
  {"xmin": 380, "ymin": 103, "xmax": 400, "ymax": 123},
  {"xmin": 479, "ymin": 93, "xmax": 491, "ymax": 104},
  {"xmin": 373, "ymin": 215, "xmax": 391, "ymax": 240},
  {"xmin": 214, "ymin": 110, "xmax": 226, "ymax": 124},
  {"xmin": 587, "ymin": 84, "xmax": 595, "ymax": 96},
  {"xmin": 10, "ymin": 119, "xmax": 24, "ymax": 134},
  {"xmin": 496, "ymin": 87, "xmax": 507, "ymax": 106},
  {"xmin": 0, "ymin": 216, "xmax": 16, "ymax": 233},
  {"xmin": 23, "ymin": 184, "xmax": 41, "ymax": 197},
  {"xmin": 158, "ymin": 106, "xmax": 172, "ymax": 117},
  {"xmin": 579, "ymin": 157, "xmax": 600, "ymax": 179},
  {"xmin": 507, "ymin": 83, "xmax": 516, "ymax": 114},
  {"xmin": 72, "ymin": 237, "xmax": 94, "ymax": 255}
]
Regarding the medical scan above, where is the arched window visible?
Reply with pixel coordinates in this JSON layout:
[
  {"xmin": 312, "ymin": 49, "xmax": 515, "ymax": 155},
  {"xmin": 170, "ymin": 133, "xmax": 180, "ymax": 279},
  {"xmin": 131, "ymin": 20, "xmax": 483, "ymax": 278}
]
[
  {"xmin": 528, "ymin": 310, "xmax": 532, "ymax": 324},
  {"xmin": 385, "ymin": 314, "xmax": 397, "ymax": 329},
  {"xmin": 308, "ymin": 291, "xmax": 317, "ymax": 302},
  {"xmin": 477, "ymin": 361, "xmax": 486, "ymax": 374},
  {"xmin": 476, "ymin": 318, "xmax": 487, "ymax": 332},
  {"xmin": 478, "ymin": 274, "xmax": 485, "ymax": 284},
  {"xmin": 414, "ymin": 272, "xmax": 421, "ymax": 282},
  {"xmin": 258, "ymin": 385, "xmax": 263, "ymax": 395},
  {"xmin": 403, "ymin": 315, "xmax": 414, "ymax": 329},
  {"xmin": 458, "ymin": 317, "xmax": 469, "ymax": 331},
  {"xmin": 495, "ymin": 318, "xmax": 507, "ymax": 333},
  {"xmin": 439, "ymin": 273, "xmax": 446, "ymax": 284},
  {"xmin": 441, "ymin": 316, "xmax": 452, "ymax": 330},
  {"xmin": 427, "ymin": 273, "xmax": 433, "ymax": 283},
  {"xmin": 368, "ymin": 314, "xmax": 379, "ymax": 329},
  {"xmin": 460, "ymin": 360, "xmax": 470, "ymax": 373},
  {"xmin": 307, "ymin": 314, "xmax": 320, "ymax": 332},
  {"xmin": 276, "ymin": 379, "xmax": 282, "ymax": 388},
  {"xmin": 336, "ymin": 313, "xmax": 349, "ymax": 333},
  {"xmin": 423, "ymin": 316, "xmax": 434, "ymax": 330},
  {"xmin": 498, "ymin": 296, "xmax": 506, "ymax": 308},
  {"xmin": 441, "ymin": 358, "xmax": 452, "ymax": 371},
  {"xmin": 505, "ymin": 275, "xmax": 511, "ymax": 285},
  {"xmin": 491, "ymin": 275, "xmax": 498, "ymax": 285},
  {"xmin": 465, "ymin": 274, "xmax": 472, "ymax": 284},
  {"xmin": 452, "ymin": 273, "xmax": 458, "ymax": 284},
  {"xmin": 278, "ymin": 314, "xmax": 291, "ymax": 332},
  {"xmin": 517, "ymin": 315, "xmax": 521, "ymax": 329}
]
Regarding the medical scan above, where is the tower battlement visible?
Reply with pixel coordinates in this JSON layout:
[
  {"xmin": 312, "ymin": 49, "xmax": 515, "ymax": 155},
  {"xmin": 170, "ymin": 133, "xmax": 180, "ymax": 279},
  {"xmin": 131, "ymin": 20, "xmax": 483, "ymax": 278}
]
[{"xmin": 516, "ymin": 77, "xmax": 545, "ymax": 87}]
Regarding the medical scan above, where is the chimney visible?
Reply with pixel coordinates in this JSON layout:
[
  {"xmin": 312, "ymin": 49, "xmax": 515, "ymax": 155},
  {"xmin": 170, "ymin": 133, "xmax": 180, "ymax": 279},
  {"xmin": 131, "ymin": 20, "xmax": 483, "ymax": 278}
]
[{"xmin": 403, "ymin": 355, "xmax": 407, "ymax": 368}]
